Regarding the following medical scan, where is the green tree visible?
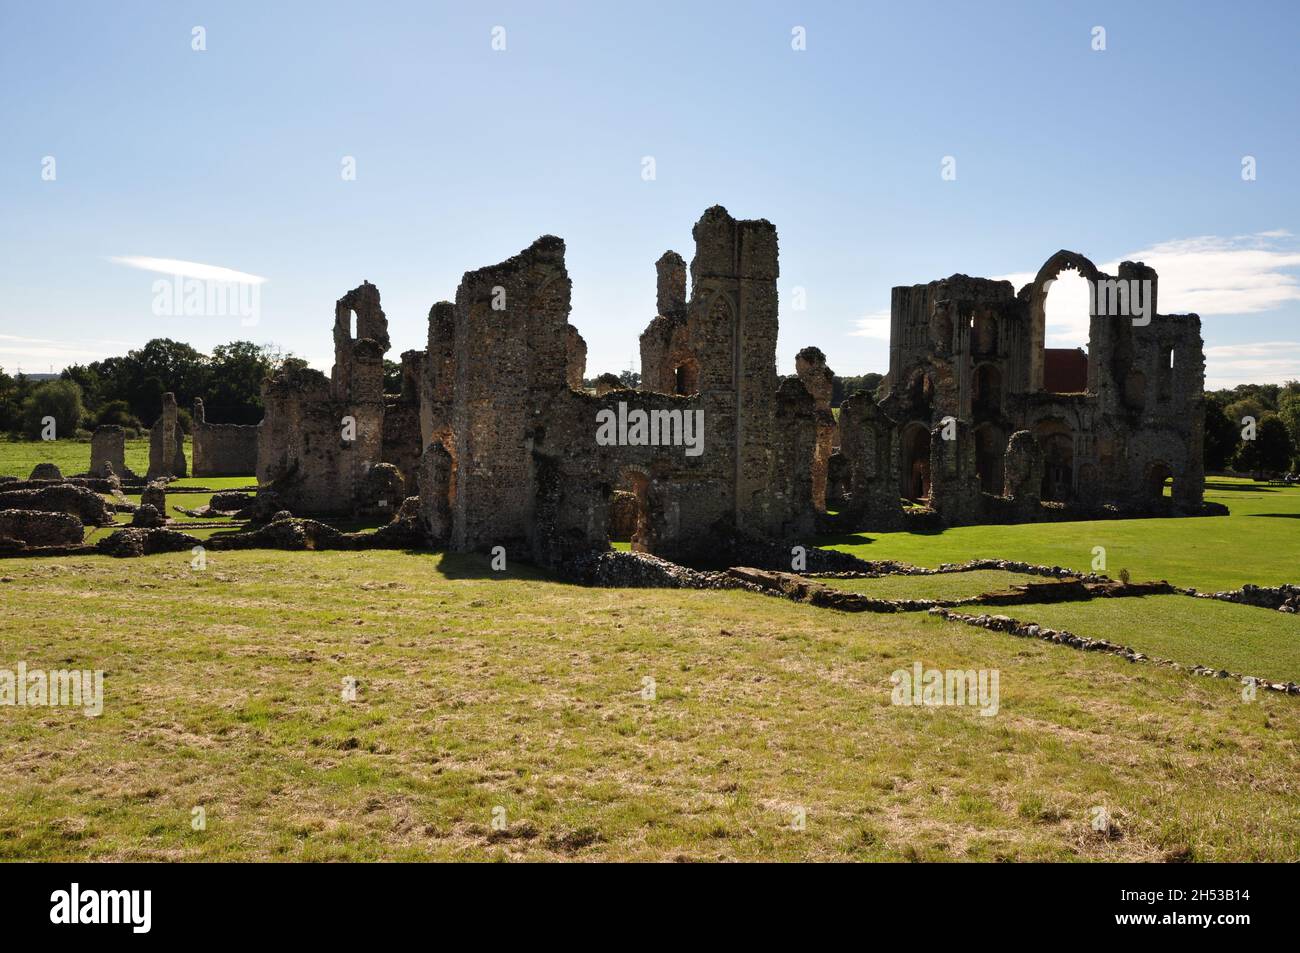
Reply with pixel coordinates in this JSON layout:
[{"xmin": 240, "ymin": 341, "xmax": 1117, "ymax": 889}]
[
  {"xmin": 1277, "ymin": 388, "xmax": 1300, "ymax": 449},
  {"xmin": 1235, "ymin": 413, "xmax": 1293, "ymax": 477},
  {"xmin": 206, "ymin": 341, "xmax": 280, "ymax": 424},
  {"xmin": 0, "ymin": 366, "xmax": 20, "ymax": 432},
  {"xmin": 1202, "ymin": 394, "xmax": 1239, "ymax": 471},
  {"xmin": 20, "ymin": 379, "xmax": 85, "ymax": 439},
  {"xmin": 94, "ymin": 399, "xmax": 142, "ymax": 430}
]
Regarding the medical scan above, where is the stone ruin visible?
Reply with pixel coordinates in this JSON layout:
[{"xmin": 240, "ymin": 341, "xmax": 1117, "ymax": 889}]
[
  {"xmin": 147, "ymin": 392, "xmax": 187, "ymax": 480},
  {"xmin": 90, "ymin": 424, "xmax": 136, "ymax": 480},
  {"xmin": 201, "ymin": 213, "xmax": 1213, "ymax": 568},
  {"xmin": 825, "ymin": 250, "xmax": 1207, "ymax": 529},
  {"xmin": 191, "ymin": 399, "xmax": 259, "ymax": 477},
  {"xmin": 252, "ymin": 207, "xmax": 820, "ymax": 565},
  {"xmin": 255, "ymin": 281, "xmax": 421, "ymax": 516}
]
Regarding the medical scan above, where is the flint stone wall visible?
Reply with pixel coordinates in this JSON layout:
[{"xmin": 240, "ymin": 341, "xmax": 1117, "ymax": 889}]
[{"xmin": 0, "ymin": 510, "xmax": 84, "ymax": 546}]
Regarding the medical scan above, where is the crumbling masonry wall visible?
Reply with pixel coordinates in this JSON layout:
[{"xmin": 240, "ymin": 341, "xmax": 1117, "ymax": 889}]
[
  {"xmin": 417, "ymin": 207, "xmax": 818, "ymax": 567},
  {"xmin": 851, "ymin": 249, "xmax": 1207, "ymax": 530},
  {"xmin": 147, "ymin": 392, "xmax": 187, "ymax": 480},
  {"xmin": 191, "ymin": 399, "xmax": 259, "ymax": 477}
]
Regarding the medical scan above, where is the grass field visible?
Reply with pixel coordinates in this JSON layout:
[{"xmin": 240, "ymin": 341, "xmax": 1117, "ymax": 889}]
[
  {"xmin": 983, "ymin": 595, "xmax": 1300, "ymax": 685},
  {"xmin": 1, "ymin": 550, "xmax": 1298, "ymax": 862},
  {"xmin": 0, "ymin": 436, "xmax": 157, "ymax": 480},
  {"xmin": 816, "ymin": 478, "xmax": 1300, "ymax": 592},
  {"xmin": 0, "ymin": 440, "xmax": 1297, "ymax": 861}
]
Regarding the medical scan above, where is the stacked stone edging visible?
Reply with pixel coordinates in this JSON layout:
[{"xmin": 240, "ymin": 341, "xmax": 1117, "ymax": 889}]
[
  {"xmin": 932, "ymin": 608, "xmax": 1300, "ymax": 696},
  {"xmin": 1190, "ymin": 583, "xmax": 1300, "ymax": 613}
]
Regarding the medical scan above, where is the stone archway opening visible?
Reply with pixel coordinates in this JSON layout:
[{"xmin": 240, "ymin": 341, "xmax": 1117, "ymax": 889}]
[
  {"xmin": 608, "ymin": 468, "xmax": 654, "ymax": 553},
  {"xmin": 1029, "ymin": 252, "xmax": 1101, "ymax": 394},
  {"xmin": 1144, "ymin": 461, "xmax": 1174, "ymax": 504},
  {"xmin": 673, "ymin": 359, "xmax": 699, "ymax": 396}
]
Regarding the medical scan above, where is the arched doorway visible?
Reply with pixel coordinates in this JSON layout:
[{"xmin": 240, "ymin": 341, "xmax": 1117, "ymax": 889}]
[
  {"xmin": 609, "ymin": 468, "xmax": 653, "ymax": 552},
  {"xmin": 1144, "ymin": 461, "xmax": 1173, "ymax": 504},
  {"xmin": 1028, "ymin": 252, "xmax": 1101, "ymax": 393},
  {"xmin": 673, "ymin": 359, "xmax": 699, "ymax": 396},
  {"xmin": 900, "ymin": 422, "xmax": 931, "ymax": 502}
]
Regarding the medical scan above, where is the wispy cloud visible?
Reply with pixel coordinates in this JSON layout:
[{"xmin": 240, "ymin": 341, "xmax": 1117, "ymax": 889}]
[
  {"xmin": 1204, "ymin": 341, "xmax": 1300, "ymax": 389},
  {"xmin": 109, "ymin": 256, "xmax": 267, "ymax": 285},
  {"xmin": 849, "ymin": 310, "xmax": 891, "ymax": 340},
  {"xmin": 991, "ymin": 230, "xmax": 1300, "ymax": 378},
  {"xmin": 1104, "ymin": 232, "xmax": 1300, "ymax": 316}
]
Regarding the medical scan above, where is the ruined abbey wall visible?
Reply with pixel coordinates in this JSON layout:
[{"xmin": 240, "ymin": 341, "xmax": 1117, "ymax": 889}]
[
  {"xmin": 246, "ymin": 219, "xmax": 1206, "ymax": 564},
  {"xmin": 191, "ymin": 399, "xmax": 259, "ymax": 477},
  {"xmin": 858, "ymin": 250, "xmax": 1206, "ymax": 529}
]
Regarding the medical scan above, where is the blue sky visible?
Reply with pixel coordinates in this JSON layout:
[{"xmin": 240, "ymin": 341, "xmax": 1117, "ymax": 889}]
[{"xmin": 3, "ymin": 1, "xmax": 1298, "ymax": 389}]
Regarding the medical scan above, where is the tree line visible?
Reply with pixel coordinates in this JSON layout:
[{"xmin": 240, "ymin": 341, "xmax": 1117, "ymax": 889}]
[
  {"xmin": 0, "ymin": 339, "xmax": 308, "ymax": 440},
  {"xmin": 1204, "ymin": 381, "xmax": 1300, "ymax": 475}
]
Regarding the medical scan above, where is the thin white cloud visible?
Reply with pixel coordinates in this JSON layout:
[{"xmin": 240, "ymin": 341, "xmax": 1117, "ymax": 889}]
[
  {"xmin": 1099, "ymin": 234, "xmax": 1300, "ymax": 316},
  {"xmin": 990, "ymin": 231, "xmax": 1300, "ymax": 382},
  {"xmin": 109, "ymin": 256, "xmax": 267, "ymax": 285},
  {"xmin": 848, "ymin": 310, "xmax": 891, "ymax": 340},
  {"xmin": 1204, "ymin": 341, "xmax": 1300, "ymax": 388}
]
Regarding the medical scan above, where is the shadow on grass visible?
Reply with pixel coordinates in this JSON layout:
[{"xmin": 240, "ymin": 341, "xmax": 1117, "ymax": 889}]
[
  {"xmin": 810, "ymin": 532, "xmax": 879, "ymax": 547},
  {"xmin": 1246, "ymin": 513, "xmax": 1300, "ymax": 519},
  {"xmin": 431, "ymin": 550, "xmax": 571, "ymax": 584},
  {"xmin": 1204, "ymin": 481, "xmax": 1281, "ymax": 493}
]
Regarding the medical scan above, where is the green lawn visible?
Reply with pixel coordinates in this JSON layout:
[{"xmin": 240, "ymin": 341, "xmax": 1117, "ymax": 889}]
[
  {"xmin": 2, "ymin": 442, "xmax": 1298, "ymax": 861},
  {"xmin": 1, "ymin": 549, "xmax": 1297, "ymax": 862},
  {"xmin": 982, "ymin": 594, "xmax": 1300, "ymax": 685},
  {"xmin": 0, "ymin": 436, "xmax": 157, "ymax": 479},
  {"xmin": 816, "ymin": 478, "xmax": 1300, "ymax": 592}
]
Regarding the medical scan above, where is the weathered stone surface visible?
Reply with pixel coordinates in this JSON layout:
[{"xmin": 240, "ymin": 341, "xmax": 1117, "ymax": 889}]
[
  {"xmin": 208, "ymin": 514, "xmax": 345, "ymax": 551},
  {"xmin": 0, "ymin": 484, "xmax": 115, "ymax": 525},
  {"xmin": 257, "ymin": 282, "xmax": 421, "ymax": 514},
  {"xmin": 209, "ymin": 491, "xmax": 255, "ymax": 512},
  {"xmin": 141, "ymin": 482, "xmax": 166, "ymax": 514},
  {"xmin": 863, "ymin": 251, "xmax": 1206, "ymax": 529},
  {"xmin": 28, "ymin": 463, "xmax": 63, "ymax": 481},
  {"xmin": 91, "ymin": 425, "xmax": 132, "ymax": 479},
  {"xmin": 565, "ymin": 325, "xmax": 587, "ymax": 391},
  {"xmin": 131, "ymin": 503, "xmax": 165, "ymax": 527},
  {"xmin": 191, "ymin": 398, "xmax": 259, "ymax": 477},
  {"xmin": 0, "ymin": 510, "xmax": 83, "ymax": 547},
  {"xmin": 147, "ymin": 392, "xmax": 187, "ymax": 480},
  {"xmin": 357, "ymin": 463, "xmax": 405, "ymax": 518},
  {"xmin": 97, "ymin": 527, "xmax": 200, "ymax": 557},
  {"xmin": 795, "ymin": 346, "xmax": 836, "ymax": 512},
  {"xmin": 1198, "ymin": 583, "xmax": 1300, "ymax": 613}
]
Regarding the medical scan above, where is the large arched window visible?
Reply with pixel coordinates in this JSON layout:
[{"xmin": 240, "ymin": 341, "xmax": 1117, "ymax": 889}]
[{"xmin": 1028, "ymin": 252, "xmax": 1101, "ymax": 394}]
